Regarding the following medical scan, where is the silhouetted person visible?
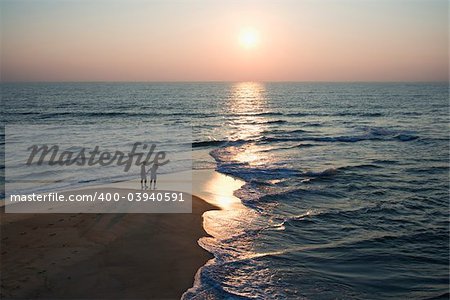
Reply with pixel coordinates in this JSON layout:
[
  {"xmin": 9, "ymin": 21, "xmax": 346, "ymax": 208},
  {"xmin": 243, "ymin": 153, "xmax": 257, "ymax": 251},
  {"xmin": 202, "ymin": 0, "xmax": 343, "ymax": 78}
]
[
  {"xmin": 140, "ymin": 162, "xmax": 147, "ymax": 189},
  {"xmin": 149, "ymin": 162, "xmax": 159, "ymax": 189}
]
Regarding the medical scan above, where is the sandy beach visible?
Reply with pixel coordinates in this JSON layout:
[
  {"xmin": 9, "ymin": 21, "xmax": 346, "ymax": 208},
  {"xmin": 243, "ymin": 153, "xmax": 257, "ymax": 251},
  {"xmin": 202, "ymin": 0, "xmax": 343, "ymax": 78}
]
[
  {"xmin": 0, "ymin": 191, "xmax": 218, "ymax": 299},
  {"xmin": 2, "ymin": 0, "xmax": 449, "ymax": 298},
  {"xmin": 1, "ymin": 145, "xmax": 246, "ymax": 299}
]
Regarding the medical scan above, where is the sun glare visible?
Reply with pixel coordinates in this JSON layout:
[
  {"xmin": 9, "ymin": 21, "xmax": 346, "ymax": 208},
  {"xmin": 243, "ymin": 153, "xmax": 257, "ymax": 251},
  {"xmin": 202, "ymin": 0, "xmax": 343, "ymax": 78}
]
[{"xmin": 239, "ymin": 28, "xmax": 259, "ymax": 49}]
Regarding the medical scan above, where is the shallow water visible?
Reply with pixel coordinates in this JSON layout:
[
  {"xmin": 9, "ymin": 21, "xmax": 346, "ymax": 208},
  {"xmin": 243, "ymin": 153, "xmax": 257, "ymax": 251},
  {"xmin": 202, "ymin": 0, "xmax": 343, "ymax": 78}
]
[{"xmin": 2, "ymin": 82, "xmax": 449, "ymax": 299}]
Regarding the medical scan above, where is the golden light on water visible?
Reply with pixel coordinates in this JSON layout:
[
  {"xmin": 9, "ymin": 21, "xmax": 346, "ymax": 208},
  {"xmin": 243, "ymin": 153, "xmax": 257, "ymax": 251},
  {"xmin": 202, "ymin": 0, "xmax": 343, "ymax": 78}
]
[
  {"xmin": 234, "ymin": 150, "xmax": 260, "ymax": 165},
  {"xmin": 200, "ymin": 170, "xmax": 259, "ymax": 244},
  {"xmin": 203, "ymin": 171, "xmax": 245, "ymax": 210},
  {"xmin": 231, "ymin": 82, "xmax": 266, "ymax": 103},
  {"xmin": 227, "ymin": 82, "xmax": 270, "ymax": 166},
  {"xmin": 229, "ymin": 82, "xmax": 266, "ymax": 139}
]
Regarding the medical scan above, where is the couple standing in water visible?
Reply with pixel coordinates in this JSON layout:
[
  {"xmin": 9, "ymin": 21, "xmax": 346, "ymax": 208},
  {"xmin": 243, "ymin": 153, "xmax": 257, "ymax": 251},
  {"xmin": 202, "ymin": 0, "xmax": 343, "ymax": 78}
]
[{"xmin": 140, "ymin": 162, "xmax": 159, "ymax": 189}]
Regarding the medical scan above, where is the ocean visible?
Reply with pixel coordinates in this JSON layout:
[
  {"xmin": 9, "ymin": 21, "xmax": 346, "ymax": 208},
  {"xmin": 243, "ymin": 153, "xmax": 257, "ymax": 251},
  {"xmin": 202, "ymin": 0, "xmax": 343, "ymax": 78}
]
[{"xmin": 1, "ymin": 82, "xmax": 449, "ymax": 299}]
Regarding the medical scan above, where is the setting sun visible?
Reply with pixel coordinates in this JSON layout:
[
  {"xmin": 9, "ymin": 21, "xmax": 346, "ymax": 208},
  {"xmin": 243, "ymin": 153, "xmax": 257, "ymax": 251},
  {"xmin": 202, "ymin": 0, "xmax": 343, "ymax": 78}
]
[
  {"xmin": 239, "ymin": 28, "xmax": 259, "ymax": 49},
  {"xmin": 0, "ymin": 1, "xmax": 448, "ymax": 299}
]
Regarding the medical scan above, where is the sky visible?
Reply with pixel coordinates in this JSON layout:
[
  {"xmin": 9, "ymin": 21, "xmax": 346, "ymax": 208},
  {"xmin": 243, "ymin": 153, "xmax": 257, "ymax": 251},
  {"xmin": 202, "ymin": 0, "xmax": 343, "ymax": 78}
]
[{"xmin": 0, "ymin": 0, "xmax": 448, "ymax": 82}]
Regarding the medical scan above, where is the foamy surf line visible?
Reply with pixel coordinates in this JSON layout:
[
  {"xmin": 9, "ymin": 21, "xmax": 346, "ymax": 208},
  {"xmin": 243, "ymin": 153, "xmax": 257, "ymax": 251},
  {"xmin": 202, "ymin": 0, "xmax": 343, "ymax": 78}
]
[{"xmin": 93, "ymin": 160, "xmax": 249, "ymax": 299}]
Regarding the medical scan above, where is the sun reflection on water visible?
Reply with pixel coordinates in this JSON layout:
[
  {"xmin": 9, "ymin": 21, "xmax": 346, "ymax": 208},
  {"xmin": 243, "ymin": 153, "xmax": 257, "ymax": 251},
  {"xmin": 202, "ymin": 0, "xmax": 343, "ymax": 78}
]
[
  {"xmin": 228, "ymin": 82, "xmax": 267, "ymax": 136},
  {"xmin": 192, "ymin": 83, "xmax": 282, "ymax": 295},
  {"xmin": 202, "ymin": 171, "xmax": 245, "ymax": 210},
  {"xmin": 226, "ymin": 82, "xmax": 271, "ymax": 166},
  {"xmin": 199, "ymin": 82, "xmax": 273, "ymax": 238}
]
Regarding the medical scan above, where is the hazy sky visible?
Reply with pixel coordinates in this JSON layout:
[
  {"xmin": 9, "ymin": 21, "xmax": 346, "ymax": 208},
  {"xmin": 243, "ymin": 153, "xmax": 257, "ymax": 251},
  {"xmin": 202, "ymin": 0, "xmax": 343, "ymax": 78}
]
[{"xmin": 1, "ymin": 0, "xmax": 448, "ymax": 82}]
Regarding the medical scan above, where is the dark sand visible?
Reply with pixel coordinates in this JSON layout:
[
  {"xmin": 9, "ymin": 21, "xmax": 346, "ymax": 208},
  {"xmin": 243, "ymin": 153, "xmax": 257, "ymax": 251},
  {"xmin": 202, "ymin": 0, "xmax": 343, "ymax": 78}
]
[{"xmin": 0, "ymin": 195, "xmax": 217, "ymax": 299}]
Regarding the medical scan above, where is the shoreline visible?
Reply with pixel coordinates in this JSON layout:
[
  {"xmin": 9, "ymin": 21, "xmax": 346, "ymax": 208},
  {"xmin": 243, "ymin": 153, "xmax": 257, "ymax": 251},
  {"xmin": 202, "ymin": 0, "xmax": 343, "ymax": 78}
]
[
  {"xmin": 0, "ymin": 167, "xmax": 245, "ymax": 299},
  {"xmin": 0, "ymin": 170, "xmax": 234, "ymax": 300},
  {"xmin": 0, "ymin": 194, "xmax": 217, "ymax": 299}
]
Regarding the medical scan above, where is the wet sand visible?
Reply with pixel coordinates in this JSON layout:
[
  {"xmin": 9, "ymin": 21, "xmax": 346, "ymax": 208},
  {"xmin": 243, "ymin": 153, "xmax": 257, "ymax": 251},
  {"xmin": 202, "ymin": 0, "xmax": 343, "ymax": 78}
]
[{"xmin": 0, "ymin": 195, "xmax": 218, "ymax": 299}]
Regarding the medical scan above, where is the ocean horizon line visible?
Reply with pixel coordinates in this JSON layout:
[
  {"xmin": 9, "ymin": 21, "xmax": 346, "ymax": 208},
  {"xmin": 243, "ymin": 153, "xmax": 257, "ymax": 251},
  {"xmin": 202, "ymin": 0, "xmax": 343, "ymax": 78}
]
[{"xmin": 1, "ymin": 80, "xmax": 448, "ymax": 84}]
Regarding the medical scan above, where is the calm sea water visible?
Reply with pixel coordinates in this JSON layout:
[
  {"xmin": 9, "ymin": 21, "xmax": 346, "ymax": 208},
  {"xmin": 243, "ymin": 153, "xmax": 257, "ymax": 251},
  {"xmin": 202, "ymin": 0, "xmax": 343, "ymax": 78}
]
[{"xmin": 1, "ymin": 82, "xmax": 449, "ymax": 299}]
